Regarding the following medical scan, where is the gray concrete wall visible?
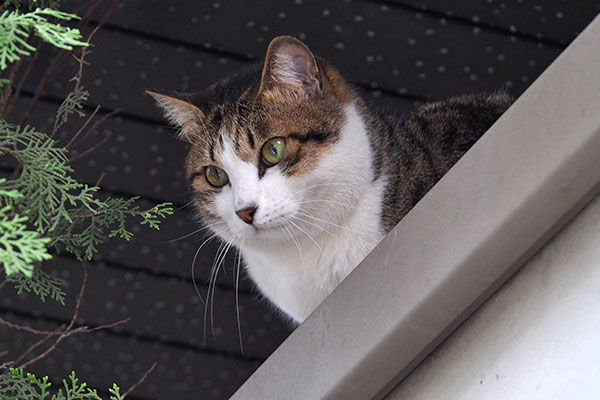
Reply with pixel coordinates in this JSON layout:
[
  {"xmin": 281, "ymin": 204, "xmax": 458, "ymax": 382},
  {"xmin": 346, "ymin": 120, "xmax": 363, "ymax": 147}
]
[{"xmin": 387, "ymin": 191, "xmax": 600, "ymax": 399}]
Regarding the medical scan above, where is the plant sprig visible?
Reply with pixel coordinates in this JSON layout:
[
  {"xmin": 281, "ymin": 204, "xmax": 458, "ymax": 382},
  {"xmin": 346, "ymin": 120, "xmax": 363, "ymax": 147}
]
[
  {"xmin": 0, "ymin": 7, "xmax": 87, "ymax": 70},
  {"xmin": 0, "ymin": 182, "xmax": 51, "ymax": 277},
  {"xmin": 0, "ymin": 122, "xmax": 173, "ymax": 285},
  {"xmin": 0, "ymin": 366, "xmax": 125, "ymax": 400}
]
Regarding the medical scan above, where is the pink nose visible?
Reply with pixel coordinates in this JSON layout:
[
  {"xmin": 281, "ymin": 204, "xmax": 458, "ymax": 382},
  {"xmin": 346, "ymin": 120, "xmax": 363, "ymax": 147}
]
[{"xmin": 236, "ymin": 206, "xmax": 257, "ymax": 224}]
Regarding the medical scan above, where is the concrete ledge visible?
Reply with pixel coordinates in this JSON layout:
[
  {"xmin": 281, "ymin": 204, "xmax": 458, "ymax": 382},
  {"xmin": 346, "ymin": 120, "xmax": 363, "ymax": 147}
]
[
  {"xmin": 232, "ymin": 15, "xmax": 600, "ymax": 400},
  {"xmin": 386, "ymin": 180, "xmax": 600, "ymax": 399}
]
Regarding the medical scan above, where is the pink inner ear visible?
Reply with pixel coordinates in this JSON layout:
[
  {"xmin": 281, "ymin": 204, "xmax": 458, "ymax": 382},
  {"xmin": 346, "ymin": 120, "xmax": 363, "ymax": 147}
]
[
  {"xmin": 273, "ymin": 49, "xmax": 320, "ymax": 96},
  {"xmin": 290, "ymin": 55, "xmax": 318, "ymax": 93},
  {"xmin": 290, "ymin": 55, "xmax": 309, "ymax": 76}
]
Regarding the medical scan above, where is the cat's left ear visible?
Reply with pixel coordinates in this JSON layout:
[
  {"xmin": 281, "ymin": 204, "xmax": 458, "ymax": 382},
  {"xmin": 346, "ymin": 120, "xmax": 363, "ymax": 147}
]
[
  {"xmin": 146, "ymin": 90, "xmax": 206, "ymax": 140},
  {"xmin": 258, "ymin": 36, "xmax": 323, "ymax": 99}
]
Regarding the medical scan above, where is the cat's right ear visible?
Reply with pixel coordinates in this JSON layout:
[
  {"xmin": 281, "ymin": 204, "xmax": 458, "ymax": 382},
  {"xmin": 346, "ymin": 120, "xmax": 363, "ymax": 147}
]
[
  {"xmin": 257, "ymin": 36, "xmax": 323, "ymax": 100},
  {"xmin": 146, "ymin": 90, "xmax": 206, "ymax": 140}
]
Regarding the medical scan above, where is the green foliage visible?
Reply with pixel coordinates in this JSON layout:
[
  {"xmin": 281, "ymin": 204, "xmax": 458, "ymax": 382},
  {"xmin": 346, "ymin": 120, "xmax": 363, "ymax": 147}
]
[
  {"xmin": 0, "ymin": 180, "xmax": 51, "ymax": 277},
  {"xmin": 0, "ymin": 122, "xmax": 173, "ymax": 298},
  {"xmin": 3, "ymin": 1, "xmax": 61, "ymax": 10},
  {"xmin": 0, "ymin": 366, "xmax": 125, "ymax": 400},
  {"xmin": 51, "ymin": 199, "xmax": 174, "ymax": 262},
  {"xmin": 0, "ymin": 2, "xmax": 158, "ymax": 396},
  {"xmin": 0, "ymin": 121, "xmax": 99, "ymax": 233},
  {"xmin": 53, "ymin": 85, "xmax": 89, "ymax": 132},
  {"xmin": 7, "ymin": 265, "xmax": 67, "ymax": 304},
  {"xmin": 0, "ymin": 7, "xmax": 86, "ymax": 70},
  {"xmin": 0, "ymin": 204, "xmax": 52, "ymax": 277}
]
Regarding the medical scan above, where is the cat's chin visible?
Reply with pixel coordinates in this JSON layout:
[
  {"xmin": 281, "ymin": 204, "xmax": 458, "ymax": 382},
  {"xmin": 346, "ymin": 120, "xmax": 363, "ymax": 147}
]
[
  {"xmin": 256, "ymin": 225, "xmax": 289, "ymax": 240},
  {"xmin": 230, "ymin": 223, "xmax": 289, "ymax": 241}
]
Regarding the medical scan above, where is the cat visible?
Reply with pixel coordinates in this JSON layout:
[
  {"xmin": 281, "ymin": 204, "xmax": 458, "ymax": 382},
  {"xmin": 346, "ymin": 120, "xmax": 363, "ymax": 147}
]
[{"xmin": 148, "ymin": 36, "xmax": 512, "ymax": 323}]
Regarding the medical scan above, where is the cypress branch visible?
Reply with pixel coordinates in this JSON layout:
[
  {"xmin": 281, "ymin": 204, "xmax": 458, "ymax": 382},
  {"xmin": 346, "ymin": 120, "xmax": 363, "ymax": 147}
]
[
  {"xmin": 2, "ymin": 1, "xmax": 61, "ymax": 11},
  {"xmin": 0, "ymin": 121, "xmax": 173, "ymax": 295},
  {"xmin": 6, "ymin": 265, "xmax": 66, "ymax": 304},
  {"xmin": 0, "ymin": 365, "xmax": 125, "ymax": 400},
  {"xmin": 0, "ymin": 7, "xmax": 85, "ymax": 71},
  {"xmin": 0, "ymin": 180, "xmax": 51, "ymax": 277},
  {"xmin": 0, "ymin": 2, "xmax": 161, "ymax": 394}
]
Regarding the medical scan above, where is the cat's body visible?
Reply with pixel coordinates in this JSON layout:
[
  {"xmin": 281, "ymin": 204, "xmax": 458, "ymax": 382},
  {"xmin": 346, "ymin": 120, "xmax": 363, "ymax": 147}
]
[{"xmin": 150, "ymin": 36, "xmax": 512, "ymax": 323}]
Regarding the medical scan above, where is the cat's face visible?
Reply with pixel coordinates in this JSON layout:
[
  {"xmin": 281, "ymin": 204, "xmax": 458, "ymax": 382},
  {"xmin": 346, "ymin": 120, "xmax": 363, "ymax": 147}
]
[
  {"xmin": 187, "ymin": 97, "xmax": 350, "ymax": 241},
  {"xmin": 150, "ymin": 36, "xmax": 358, "ymax": 242}
]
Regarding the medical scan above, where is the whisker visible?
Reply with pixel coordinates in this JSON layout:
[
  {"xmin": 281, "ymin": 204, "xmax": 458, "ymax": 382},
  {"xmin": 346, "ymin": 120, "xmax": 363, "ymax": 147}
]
[
  {"xmin": 204, "ymin": 239, "xmax": 227, "ymax": 341},
  {"xmin": 283, "ymin": 222, "xmax": 305, "ymax": 269},
  {"xmin": 290, "ymin": 215, "xmax": 342, "ymax": 244},
  {"xmin": 213, "ymin": 239, "xmax": 235, "ymax": 338},
  {"xmin": 293, "ymin": 198, "xmax": 352, "ymax": 208},
  {"xmin": 205, "ymin": 239, "xmax": 226, "ymax": 283},
  {"xmin": 172, "ymin": 199, "xmax": 196, "ymax": 212},
  {"xmin": 235, "ymin": 240, "xmax": 245, "ymax": 356},
  {"xmin": 289, "ymin": 181, "xmax": 349, "ymax": 197},
  {"xmin": 288, "ymin": 219, "xmax": 333, "ymax": 265},
  {"xmin": 190, "ymin": 231, "xmax": 223, "ymax": 306},
  {"xmin": 163, "ymin": 221, "xmax": 227, "ymax": 244},
  {"xmin": 296, "ymin": 210, "xmax": 361, "ymax": 234},
  {"xmin": 205, "ymin": 237, "xmax": 235, "ymax": 342}
]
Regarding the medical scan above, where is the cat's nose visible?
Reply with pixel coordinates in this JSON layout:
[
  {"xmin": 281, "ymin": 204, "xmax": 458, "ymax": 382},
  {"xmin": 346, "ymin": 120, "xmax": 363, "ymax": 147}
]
[{"xmin": 236, "ymin": 205, "xmax": 257, "ymax": 225}]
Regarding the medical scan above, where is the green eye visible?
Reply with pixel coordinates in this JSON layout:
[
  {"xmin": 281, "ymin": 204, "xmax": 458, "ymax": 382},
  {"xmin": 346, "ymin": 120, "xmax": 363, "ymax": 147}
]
[
  {"xmin": 261, "ymin": 137, "xmax": 286, "ymax": 166},
  {"xmin": 205, "ymin": 165, "xmax": 229, "ymax": 187}
]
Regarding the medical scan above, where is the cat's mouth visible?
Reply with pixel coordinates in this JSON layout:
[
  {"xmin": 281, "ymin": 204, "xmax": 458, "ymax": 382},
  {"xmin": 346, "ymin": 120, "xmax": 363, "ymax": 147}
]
[
  {"xmin": 238, "ymin": 220, "xmax": 290, "ymax": 240},
  {"xmin": 253, "ymin": 222, "xmax": 286, "ymax": 235}
]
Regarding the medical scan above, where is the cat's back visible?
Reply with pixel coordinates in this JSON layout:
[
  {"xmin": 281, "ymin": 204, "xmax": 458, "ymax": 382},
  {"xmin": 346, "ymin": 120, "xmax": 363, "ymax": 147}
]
[
  {"xmin": 378, "ymin": 92, "xmax": 513, "ymax": 231},
  {"xmin": 403, "ymin": 92, "xmax": 513, "ymax": 163}
]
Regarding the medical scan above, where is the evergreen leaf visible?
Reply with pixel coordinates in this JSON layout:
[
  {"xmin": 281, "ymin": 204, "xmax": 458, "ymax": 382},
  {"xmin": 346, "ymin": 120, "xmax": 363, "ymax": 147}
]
[
  {"xmin": 0, "ymin": 7, "xmax": 86, "ymax": 70},
  {"xmin": 52, "ymin": 198, "xmax": 173, "ymax": 261},
  {"xmin": 53, "ymin": 86, "xmax": 89, "ymax": 132},
  {"xmin": 3, "ymin": 1, "xmax": 61, "ymax": 11},
  {"xmin": 0, "ymin": 121, "xmax": 100, "ymax": 234},
  {"xmin": 0, "ymin": 205, "xmax": 51, "ymax": 277},
  {"xmin": 7, "ymin": 265, "xmax": 67, "ymax": 304},
  {"xmin": 0, "ymin": 121, "xmax": 172, "ymax": 282},
  {"xmin": 139, "ymin": 202, "xmax": 175, "ymax": 230},
  {"xmin": 0, "ymin": 365, "xmax": 122, "ymax": 400},
  {"xmin": 108, "ymin": 384, "xmax": 124, "ymax": 400}
]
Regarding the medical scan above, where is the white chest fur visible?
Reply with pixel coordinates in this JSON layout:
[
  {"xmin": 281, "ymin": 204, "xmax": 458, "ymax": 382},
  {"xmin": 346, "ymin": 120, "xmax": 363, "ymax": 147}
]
[{"xmin": 240, "ymin": 104, "xmax": 386, "ymax": 322}]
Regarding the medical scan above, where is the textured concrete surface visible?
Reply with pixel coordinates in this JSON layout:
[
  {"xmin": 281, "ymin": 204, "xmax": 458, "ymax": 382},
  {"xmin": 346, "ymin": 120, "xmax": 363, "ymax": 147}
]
[{"xmin": 387, "ymin": 192, "xmax": 600, "ymax": 399}]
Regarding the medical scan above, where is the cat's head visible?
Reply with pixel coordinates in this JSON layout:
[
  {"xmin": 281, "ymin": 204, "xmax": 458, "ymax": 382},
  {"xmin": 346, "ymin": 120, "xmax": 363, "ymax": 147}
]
[{"xmin": 149, "ymin": 36, "xmax": 371, "ymax": 243}]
